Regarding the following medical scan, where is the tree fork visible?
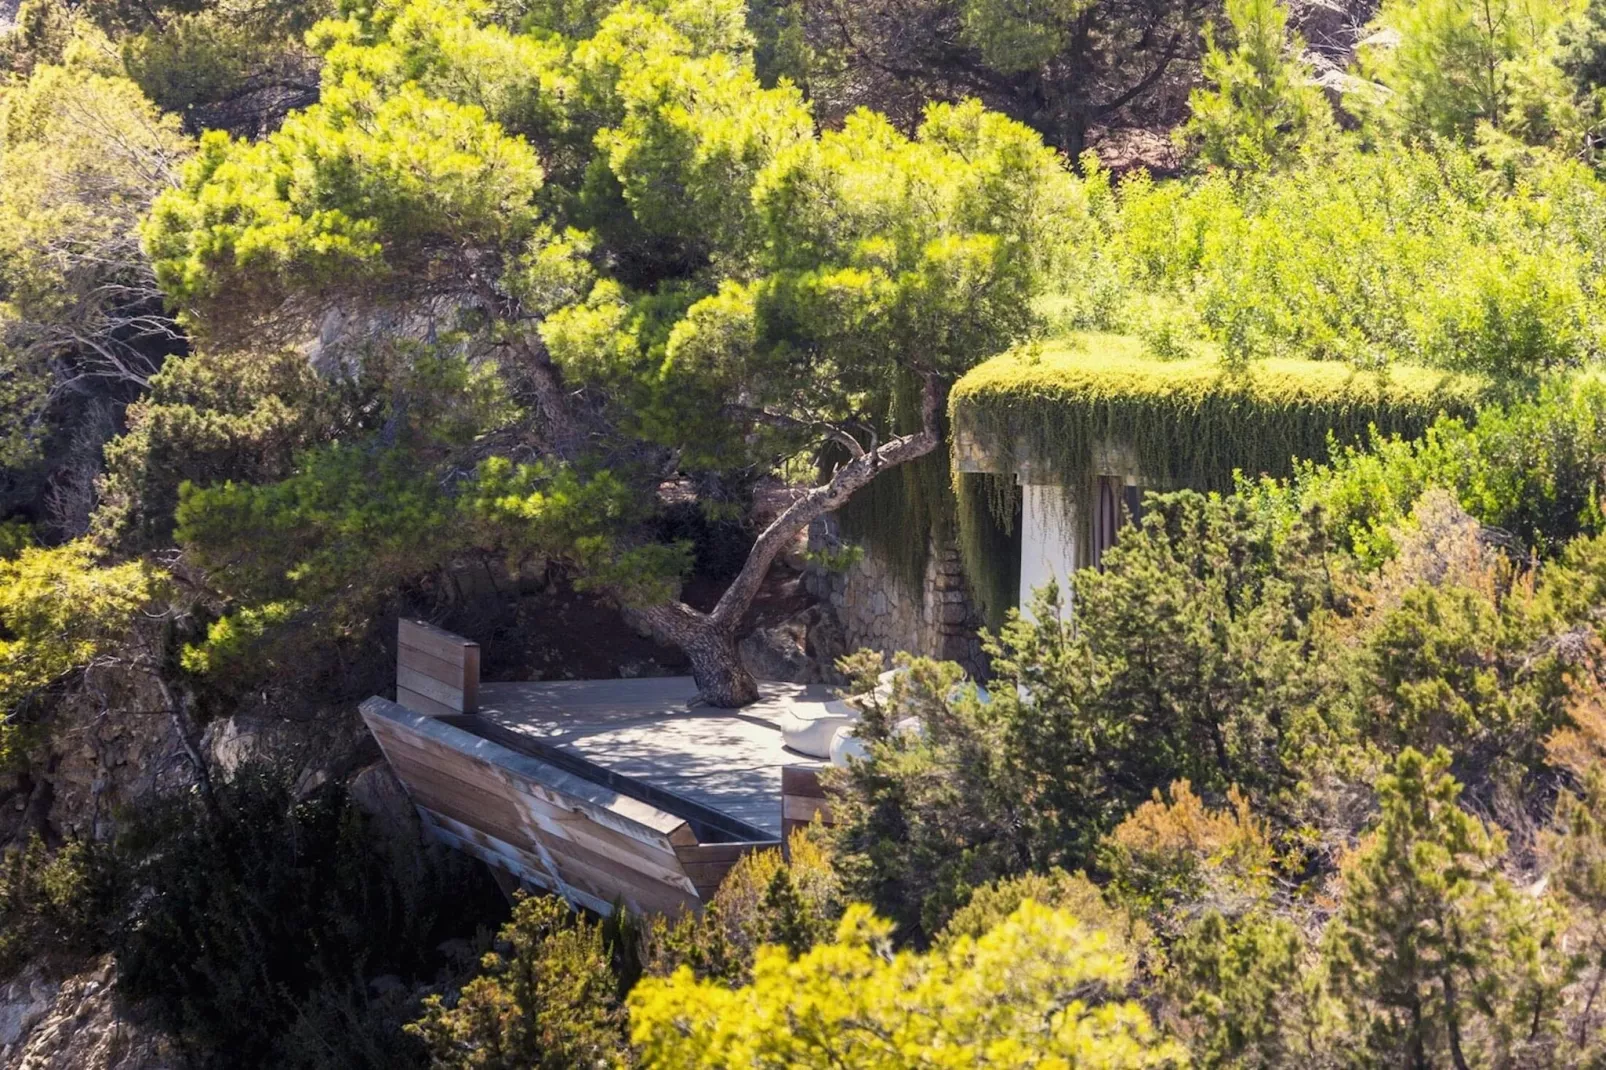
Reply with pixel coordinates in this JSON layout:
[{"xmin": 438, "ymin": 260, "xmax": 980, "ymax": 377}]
[
  {"xmin": 514, "ymin": 327, "xmax": 946, "ymax": 710},
  {"xmin": 636, "ymin": 373, "xmax": 944, "ymax": 707}
]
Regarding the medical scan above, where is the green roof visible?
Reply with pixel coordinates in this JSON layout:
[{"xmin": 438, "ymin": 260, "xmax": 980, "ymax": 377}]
[{"xmin": 949, "ymin": 333, "xmax": 1490, "ymax": 492}]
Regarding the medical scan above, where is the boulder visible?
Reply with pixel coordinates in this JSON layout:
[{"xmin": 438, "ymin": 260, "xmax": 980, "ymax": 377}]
[
  {"xmin": 739, "ymin": 613, "xmax": 817, "ymax": 683},
  {"xmin": 347, "ymin": 761, "xmax": 421, "ymax": 842},
  {"xmin": 2, "ymin": 957, "xmax": 179, "ymax": 1070}
]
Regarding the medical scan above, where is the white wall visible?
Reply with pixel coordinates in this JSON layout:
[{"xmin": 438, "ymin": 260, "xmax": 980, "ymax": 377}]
[{"xmin": 1018, "ymin": 483, "xmax": 1078, "ymax": 621}]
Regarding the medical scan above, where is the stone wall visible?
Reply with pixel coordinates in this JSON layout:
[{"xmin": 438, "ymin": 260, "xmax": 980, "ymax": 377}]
[{"xmin": 804, "ymin": 514, "xmax": 987, "ymax": 677}]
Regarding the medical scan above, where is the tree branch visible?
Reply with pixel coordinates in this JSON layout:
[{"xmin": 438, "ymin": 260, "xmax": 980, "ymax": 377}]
[
  {"xmin": 708, "ymin": 372, "xmax": 942, "ymax": 629},
  {"xmin": 721, "ymin": 404, "xmax": 867, "ymax": 458}
]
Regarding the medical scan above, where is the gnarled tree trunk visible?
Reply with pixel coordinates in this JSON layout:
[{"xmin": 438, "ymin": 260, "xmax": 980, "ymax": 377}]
[
  {"xmin": 511, "ymin": 330, "xmax": 945, "ymax": 709},
  {"xmin": 635, "ymin": 373, "xmax": 944, "ymax": 707},
  {"xmin": 631, "ymin": 603, "xmax": 758, "ymax": 708}
]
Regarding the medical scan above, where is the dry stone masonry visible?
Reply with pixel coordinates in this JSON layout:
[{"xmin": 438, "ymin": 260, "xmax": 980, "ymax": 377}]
[{"xmin": 805, "ymin": 515, "xmax": 986, "ymax": 677}]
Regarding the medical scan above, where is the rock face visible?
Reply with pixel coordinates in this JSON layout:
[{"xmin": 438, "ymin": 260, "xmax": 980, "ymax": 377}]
[
  {"xmin": 1290, "ymin": 0, "xmax": 1376, "ymax": 63},
  {"xmin": 0, "ymin": 958, "xmax": 178, "ymax": 1070},
  {"xmin": 737, "ymin": 604, "xmax": 847, "ymax": 684},
  {"xmin": 34, "ymin": 665, "xmax": 195, "ymax": 845},
  {"xmin": 0, "ymin": 970, "xmax": 56, "ymax": 1059},
  {"xmin": 739, "ymin": 616, "xmax": 816, "ymax": 683},
  {"xmin": 348, "ymin": 760, "xmax": 421, "ymax": 841}
]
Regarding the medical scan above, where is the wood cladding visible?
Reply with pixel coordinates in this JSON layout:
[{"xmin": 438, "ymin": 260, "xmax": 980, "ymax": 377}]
[
  {"xmin": 397, "ymin": 619, "xmax": 479, "ymax": 715},
  {"xmin": 780, "ymin": 764, "xmax": 834, "ymax": 844},
  {"xmin": 361, "ymin": 695, "xmax": 776, "ymax": 916},
  {"xmin": 672, "ymin": 840, "xmax": 777, "ymax": 898}
]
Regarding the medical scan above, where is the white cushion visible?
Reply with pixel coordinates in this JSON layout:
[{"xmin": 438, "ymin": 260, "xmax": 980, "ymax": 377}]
[
  {"xmin": 829, "ymin": 727, "xmax": 868, "ymax": 767},
  {"xmin": 779, "ymin": 697, "xmax": 861, "ymax": 758},
  {"xmin": 800, "ymin": 673, "xmax": 988, "ymax": 764}
]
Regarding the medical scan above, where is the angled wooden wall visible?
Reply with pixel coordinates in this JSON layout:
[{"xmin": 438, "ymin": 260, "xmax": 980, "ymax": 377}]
[
  {"xmin": 361, "ymin": 696, "xmax": 774, "ymax": 916},
  {"xmin": 781, "ymin": 765, "xmax": 834, "ymax": 843}
]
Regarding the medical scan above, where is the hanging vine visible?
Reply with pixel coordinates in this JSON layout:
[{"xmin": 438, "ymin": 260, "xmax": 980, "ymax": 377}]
[{"xmin": 946, "ymin": 333, "xmax": 1491, "ymax": 614}]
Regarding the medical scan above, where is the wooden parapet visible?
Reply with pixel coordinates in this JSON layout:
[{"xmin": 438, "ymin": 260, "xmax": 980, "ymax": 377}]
[
  {"xmin": 397, "ymin": 619, "xmax": 479, "ymax": 716},
  {"xmin": 781, "ymin": 765, "xmax": 833, "ymax": 843},
  {"xmin": 673, "ymin": 840, "xmax": 779, "ymax": 900},
  {"xmin": 361, "ymin": 696, "xmax": 773, "ymax": 915}
]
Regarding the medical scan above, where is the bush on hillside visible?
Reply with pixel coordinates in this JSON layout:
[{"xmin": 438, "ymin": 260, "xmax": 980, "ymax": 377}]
[
  {"xmin": 1065, "ymin": 142, "xmax": 1606, "ymax": 377},
  {"xmin": 407, "ymin": 892, "xmax": 631, "ymax": 1070},
  {"xmin": 0, "ymin": 836, "xmax": 113, "ymax": 977},
  {"xmin": 111, "ymin": 761, "xmax": 503, "ymax": 1069}
]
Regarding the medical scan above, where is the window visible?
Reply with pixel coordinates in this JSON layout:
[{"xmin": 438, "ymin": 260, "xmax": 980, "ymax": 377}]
[{"xmin": 1090, "ymin": 477, "xmax": 1142, "ymax": 569}]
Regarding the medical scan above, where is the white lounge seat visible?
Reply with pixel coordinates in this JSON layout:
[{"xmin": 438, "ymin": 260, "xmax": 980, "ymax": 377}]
[{"xmin": 779, "ymin": 697, "xmax": 860, "ymax": 758}]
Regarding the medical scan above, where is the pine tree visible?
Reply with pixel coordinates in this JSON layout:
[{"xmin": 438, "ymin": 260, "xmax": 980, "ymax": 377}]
[
  {"xmin": 408, "ymin": 893, "xmax": 629, "ymax": 1070},
  {"xmin": 1322, "ymin": 748, "xmax": 1562, "ymax": 1068},
  {"xmin": 1181, "ymin": 0, "xmax": 1334, "ymax": 170}
]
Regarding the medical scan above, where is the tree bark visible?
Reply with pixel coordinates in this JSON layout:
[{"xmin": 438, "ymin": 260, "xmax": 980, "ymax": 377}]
[
  {"xmin": 631, "ymin": 603, "xmax": 759, "ymax": 707},
  {"xmin": 635, "ymin": 372, "xmax": 945, "ymax": 707},
  {"xmin": 150, "ymin": 669, "xmax": 220, "ymax": 819}
]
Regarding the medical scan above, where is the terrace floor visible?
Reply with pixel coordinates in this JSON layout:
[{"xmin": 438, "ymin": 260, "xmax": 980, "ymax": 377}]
[{"xmin": 476, "ymin": 677, "xmax": 833, "ymax": 837}]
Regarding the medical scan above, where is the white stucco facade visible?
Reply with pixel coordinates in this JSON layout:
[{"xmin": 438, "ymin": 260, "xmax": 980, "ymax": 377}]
[
  {"xmin": 1018, "ymin": 483, "xmax": 1078, "ymax": 621},
  {"xmin": 955, "ymin": 431, "xmax": 1148, "ymax": 622},
  {"xmin": 1014, "ymin": 441, "xmax": 1145, "ymax": 621}
]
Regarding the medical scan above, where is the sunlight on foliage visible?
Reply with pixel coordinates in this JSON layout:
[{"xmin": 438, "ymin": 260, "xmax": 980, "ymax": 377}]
[
  {"xmin": 0, "ymin": 542, "xmax": 158, "ymax": 767},
  {"xmin": 629, "ymin": 900, "xmax": 1184, "ymax": 1069}
]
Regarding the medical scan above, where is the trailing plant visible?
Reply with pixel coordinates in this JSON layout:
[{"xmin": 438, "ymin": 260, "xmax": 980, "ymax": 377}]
[
  {"xmin": 952, "ymin": 470, "xmax": 1020, "ymax": 629},
  {"xmin": 948, "ymin": 334, "xmax": 1486, "ymax": 584},
  {"xmin": 951, "ymin": 335, "xmax": 1488, "ymax": 498}
]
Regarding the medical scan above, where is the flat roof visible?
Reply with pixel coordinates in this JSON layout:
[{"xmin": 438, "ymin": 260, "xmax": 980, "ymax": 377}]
[
  {"xmin": 476, "ymin": 677, "xmax": 832, "ymax": 837},
  {"xmin": 948, "ymin": 332, "xmax": 1489, "ymax": 490},
  {"xmin": 953, "ymin": 333, "xmax": 1489, "ymax": 413}
]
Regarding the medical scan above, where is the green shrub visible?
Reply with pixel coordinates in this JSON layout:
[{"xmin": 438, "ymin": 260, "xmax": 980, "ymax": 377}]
[
  {"xmin": 0, "ymin": 520, "xmax": 32, "ymax": 559},
  {"xmin": 1166, "ymin": 910, "xmax": 1322, "ymax": 1069},
  {"xmin": 1057, "ymin": 141, "xmax": 1606, "ymax": 378},
  {"xmin": 643, "ymin": 832, "xmax": 841, "ymax": 984},
  {"xmin": 120, "ymin": 4, "xmax": 321, "ymax": 120},
  {"xmin": 1179, "ymin": 0, "xmax": 1334, "ymax": 171},
  {"xmin": 1322, "ymin": 748, "xmax": 1564, "ymax": 1066},
  {"xmin": 407, "ymin": 893, "xmax": 631, "ymax": 1070},
  {"xmin": 935, "ymin": 868, "xmax": 1149, "ymax": 963},
  {"xmin": 1358, "ymin": 0, "xmax": 1575, "ymax": 144},
  {"xmin": 0, "ymin": 541, "xmax": 161, "ymax": 771},
  {"xmin": 111, "ymin": 761, "xmax": 503, "ymax": 1069},
  {"xmin": 831, "ymin": 494, "xmax": 1346, "ymax": 942},
  {"xmin": 1273, "ymin": 373, "xmax": 1606, "ymax": 563},
  {"xmin": 93, "ymin": 347, "xmax": 331, "ymax": 552},
  {"xmin": 0, "ymin": 836, "xmax": 114, "ymax": 977}
]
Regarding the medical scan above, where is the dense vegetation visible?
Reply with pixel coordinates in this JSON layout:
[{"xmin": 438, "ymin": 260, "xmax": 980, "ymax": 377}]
[{"xmin": 9, "ymin": 0, "xmax": 1606, "ymax": 1064}]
